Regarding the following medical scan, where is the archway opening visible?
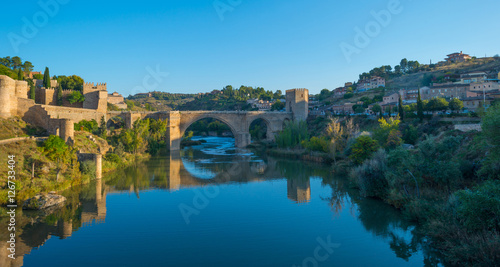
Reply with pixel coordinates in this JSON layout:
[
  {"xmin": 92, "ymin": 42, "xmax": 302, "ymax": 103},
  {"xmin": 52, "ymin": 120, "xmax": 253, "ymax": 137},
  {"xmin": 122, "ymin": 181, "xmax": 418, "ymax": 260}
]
[
  {"xmin": 249, "ymin": 118, "xmax": 268, "ymax": 141},
  {"xmin": 182, "ymin": 118, "xmax": 235, "ymax": 148}
]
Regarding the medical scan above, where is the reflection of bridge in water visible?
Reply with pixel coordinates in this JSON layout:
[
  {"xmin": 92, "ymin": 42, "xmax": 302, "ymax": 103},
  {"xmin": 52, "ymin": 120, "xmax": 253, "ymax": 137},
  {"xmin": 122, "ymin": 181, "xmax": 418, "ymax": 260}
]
[{"xmin": 163, "ymin": 151, "xmax": 311, "ymax": 203}]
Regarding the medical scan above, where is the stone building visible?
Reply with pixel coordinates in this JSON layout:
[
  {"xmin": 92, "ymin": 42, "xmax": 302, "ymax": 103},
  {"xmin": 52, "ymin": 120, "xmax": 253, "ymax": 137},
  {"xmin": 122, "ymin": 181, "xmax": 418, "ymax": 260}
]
[
  {"xmin": 286, "ymin": 88, "xmax": 308, "ymax": 121},
  {"xmin": 357, "ymin": 76, "xmax": 385, "ymax": 91},
  {"xmin": 427, "ymin": 83, "xmax": 469, "ymax": 99},
  {"xmin": 445, "ymin": 51, "xmax": 471, "ymax": 63},
  {"xmin": 107, "ymin": 92, "xmax": 127, "ymax": 109}
]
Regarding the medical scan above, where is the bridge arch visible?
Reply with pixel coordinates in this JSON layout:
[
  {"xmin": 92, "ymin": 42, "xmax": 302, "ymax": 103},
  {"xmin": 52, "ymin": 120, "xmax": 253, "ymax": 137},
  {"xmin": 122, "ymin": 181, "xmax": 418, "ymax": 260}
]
[
  {"xmin": 180, "ymin": 114, "xmax": 238, "ymax": 138},
  {"xmin": 248, "ymin": 116, "xmax": 273, "ymax": 141}
]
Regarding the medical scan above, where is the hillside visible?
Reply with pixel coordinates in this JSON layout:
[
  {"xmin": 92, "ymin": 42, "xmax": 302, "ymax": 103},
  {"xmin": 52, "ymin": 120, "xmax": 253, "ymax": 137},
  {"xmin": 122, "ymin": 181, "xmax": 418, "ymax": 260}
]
[{"xmin": 387, "ymin": 57, "xmax": 500, "ymax": 89}]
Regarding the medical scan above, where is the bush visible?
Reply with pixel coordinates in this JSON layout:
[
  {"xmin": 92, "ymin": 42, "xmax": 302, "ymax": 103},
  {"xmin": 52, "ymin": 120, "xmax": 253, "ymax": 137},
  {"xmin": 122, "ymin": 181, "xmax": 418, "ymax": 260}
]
[
  {"xmin": 75, "ymin": 119, "xmax": 99, "ymax": 134},
  {"xmin": 302, "ymin": 136, "xmax": 329, "ymax": 153},
  {"xmin": 350, "ymin": 150, "xmax": 388, "ymax": 198},
  {"xmin": 104, "ymin": 153, "xmax": 121, "ymax": 163},
  {"xmin": 349, "ymin": 135, "xmax": 379, "ymax": 164},
  {"xmin": 275, "ymin": 120, "xmax": 309, "ymax": 149},
  {"xmin": 343, "ymin": 93, "xmax": 354, "ymax": 99},
  {"xmin": 80, "ymin": 160, "xmax": 96, "ymax": 179},
  {"xmin": 455, "ymin": 180, "xmax": 500, "ymax": 232},
  {"xmin": 41, "ymin": 135, "xmax": 69, "ymax": 163}
]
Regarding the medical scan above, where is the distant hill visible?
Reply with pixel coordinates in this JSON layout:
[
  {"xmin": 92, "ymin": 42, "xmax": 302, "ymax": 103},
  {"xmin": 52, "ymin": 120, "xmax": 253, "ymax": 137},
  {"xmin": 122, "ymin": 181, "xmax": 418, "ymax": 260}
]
[{"xmin": 386, "ymin": 57, "xmax": 500, "ymax": 89}]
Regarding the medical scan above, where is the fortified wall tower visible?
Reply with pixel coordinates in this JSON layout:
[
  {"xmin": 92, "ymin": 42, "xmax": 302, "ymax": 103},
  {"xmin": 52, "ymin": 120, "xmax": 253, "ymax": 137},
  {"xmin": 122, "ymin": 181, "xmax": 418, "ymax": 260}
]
[
  {"xmin": 83, "ymin": 82, "xmax": 108, "ymax": 113},
  {"xmin": 0, "ymin": 75, "xmax": 29, "ymax": 118},
  {"xmin": 285, "ymin": 88, "xmax": 309, "ymax": 121}
]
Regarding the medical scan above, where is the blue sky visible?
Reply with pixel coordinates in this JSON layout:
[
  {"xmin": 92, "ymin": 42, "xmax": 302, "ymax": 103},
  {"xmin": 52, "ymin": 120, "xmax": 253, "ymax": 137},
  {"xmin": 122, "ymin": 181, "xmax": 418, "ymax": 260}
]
[{"xmin": 1, "ymin": 0, "xmax": 499, "ymax": 95}]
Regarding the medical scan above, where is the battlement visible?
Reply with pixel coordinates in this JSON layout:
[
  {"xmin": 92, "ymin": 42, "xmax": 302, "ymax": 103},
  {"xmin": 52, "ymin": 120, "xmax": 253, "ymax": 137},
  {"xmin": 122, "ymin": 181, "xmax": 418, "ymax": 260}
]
[
  {"xmin": 286, "ymin": 88, "xmax": 308, "ymax": 93},
  {"xmin": 83, "ymin": 82, "xmax": 107, "ymax": 92}
]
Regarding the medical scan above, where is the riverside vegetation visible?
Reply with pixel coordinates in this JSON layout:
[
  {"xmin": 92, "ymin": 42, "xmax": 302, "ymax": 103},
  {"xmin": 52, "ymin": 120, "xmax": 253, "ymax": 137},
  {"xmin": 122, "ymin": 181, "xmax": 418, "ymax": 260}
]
[
  {"xmin": 0, "ymin": 116, "xmax": 170, "ymax": 207},
  {"xmin": 270, "ymin": 103, "xmax": 500, "ymax": 266}
]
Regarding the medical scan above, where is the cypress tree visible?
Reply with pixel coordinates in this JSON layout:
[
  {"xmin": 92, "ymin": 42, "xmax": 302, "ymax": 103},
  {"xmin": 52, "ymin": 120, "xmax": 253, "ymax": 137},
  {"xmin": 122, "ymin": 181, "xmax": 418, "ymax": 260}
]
[
  {"xmin": 417, "ymin": 89, "xmax": 424, "ymax": 121},
  {"xmin": 398, "ymin": 95, "xmax": 405, "ymax": 120},
  {"xmin": 30, "ymin": 85, "xmax": 36, "ymax": 100},
  {"xmin": 43, "ymin": 67, "xmax": 50, "ymax": 88},
  {"xmin": 17, "ymin": 68, "xmax": 24, "ymax": 80},
  {"xmin": 56, "ymin": 85, "xmax": 63, "ymax": 106}
]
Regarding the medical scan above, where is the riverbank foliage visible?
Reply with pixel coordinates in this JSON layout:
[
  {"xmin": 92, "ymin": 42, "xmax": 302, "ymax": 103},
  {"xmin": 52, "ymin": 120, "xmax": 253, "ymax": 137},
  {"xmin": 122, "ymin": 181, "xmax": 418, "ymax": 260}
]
[
  {"xmin": 0, "ymin": 117, "xmax": 153, "ymax": 205},
  {"xmin": 271, "ymin": 103, "xmax": 500, "ymax": 265}
]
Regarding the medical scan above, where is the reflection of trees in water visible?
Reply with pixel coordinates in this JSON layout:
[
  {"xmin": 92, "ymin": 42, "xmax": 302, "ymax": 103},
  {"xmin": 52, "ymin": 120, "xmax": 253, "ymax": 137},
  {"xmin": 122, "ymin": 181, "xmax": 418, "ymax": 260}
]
[{"xmin": 323, "ymin": 173, "xmax": 444, "ymax": 265}]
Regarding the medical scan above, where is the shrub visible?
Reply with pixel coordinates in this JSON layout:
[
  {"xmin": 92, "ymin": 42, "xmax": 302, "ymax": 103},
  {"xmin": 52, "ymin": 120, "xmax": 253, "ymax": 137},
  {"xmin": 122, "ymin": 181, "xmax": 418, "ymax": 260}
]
[
  {"xmin": 303, "ymin": 136, "xmax": 330, "ymax": 153},
  {"xmin": 80, "ymin": 160, "xmax": 96, "ymax": 179},
  {"xmin": 349, "ymin": 135, "xmax": 379, "ymax": 164},
  {"xmin": 455, "ymin": 180, "xmax": 500, "ymax": 232},
  {"xmin": 275, "ymin": 120, "xmax": 309, "ymax": 149},
  {"xmin": 41, "ymin": 135, "xmax": 69, "ymax": 163},
  {"xmin": 75, "ymin": 119, "xmax": 99, "ymax": 134},
  {"xmin": 350, "ymin": 149, "xmax": 388, "ymax": 198},
  {"xmin": 104, "ymin": 153, "xmax": 121, "ymax": 164},
  {"xmin": 67, "ymin": 91, "xmax": 85, "ymax": 104},
  {"xmin": 402, "ymin": 124, "xmax": 419, "ymax": 145},
  {"xmin": 385, "ymin": 129, "xmax": 403, "ymax": 148}
]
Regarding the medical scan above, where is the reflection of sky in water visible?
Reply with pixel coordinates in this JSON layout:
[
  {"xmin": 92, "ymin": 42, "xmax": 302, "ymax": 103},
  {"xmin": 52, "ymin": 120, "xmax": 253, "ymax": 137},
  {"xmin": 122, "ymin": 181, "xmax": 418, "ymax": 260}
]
[
  {"xmin": 181, "ymin": 136, "xmax": 259, "ymax": 179},
  {"xmin": 180, "ymin": 160, "xmax": 216, "ymax": 179}
]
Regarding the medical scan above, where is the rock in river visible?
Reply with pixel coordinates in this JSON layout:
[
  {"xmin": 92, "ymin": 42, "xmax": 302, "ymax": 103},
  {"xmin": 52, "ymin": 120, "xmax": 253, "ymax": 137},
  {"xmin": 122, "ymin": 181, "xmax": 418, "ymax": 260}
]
[{"xmin": 23, "ymin": 193, "xmax": 66, "ymax": 210}]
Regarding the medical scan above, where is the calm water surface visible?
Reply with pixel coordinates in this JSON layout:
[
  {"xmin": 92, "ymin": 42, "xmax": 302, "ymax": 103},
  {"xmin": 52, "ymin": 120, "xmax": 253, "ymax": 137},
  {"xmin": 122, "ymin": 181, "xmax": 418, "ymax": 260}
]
[{"xmin": 3, "ymin": 137, "xmax": 442, "ymax": 267}]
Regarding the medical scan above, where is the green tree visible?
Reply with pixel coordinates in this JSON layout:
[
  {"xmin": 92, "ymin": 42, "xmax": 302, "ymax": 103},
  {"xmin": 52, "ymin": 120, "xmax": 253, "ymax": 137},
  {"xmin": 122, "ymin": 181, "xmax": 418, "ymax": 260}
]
[
  {"xmin": 43, "ymin": 67, "xmax": 51, "ymax": 88},
  {"xmin": 271, "ymin": 100, "xmax": 285, "ymax": 111},
  {"xmin": 99, "ymin": 116, "xmax": 107, "ymax": 139},
  {"xmin": 371, "ymin": 104, "xmax": 382, "ymax": 114},
  {"xmin": 42, "ymin": 135, "xmax": 69, "ymax": 162},
  {"xmin": 479, "ymin": 103, "xmax": 500, "ymax": 179},
  {"xmin": 56, "ymin": 75, "xmax": 84, "ymax": 91},
  {"xmin": 349, "ymin": 136, "xmax": 379, "ymax": 164},
  {"xmin": 398, "ymin": 95, "xmax": 404, "ymax": 120},
  {"xmin": 455, "ymin": 180, "xmax": 500, "ymax": 231},
  {"xmin": 400, "ymin": 58, "xmax": 408, "ymax": 73},
  {"xmin": 22, "ymin": 61, "xmax": 34, "ymax": 73},
  {"xmin": 11, "ymin": 56, "xmax": 22, "ymax": 69},
  {"xmin": 374, "ymin": 116, "xmax": 401, "ymax": 147},
  {"xmin": 426, "ymin": 97, "xmax": 448, "ymax": 113},
  {"xmin": 17, "ymin": 68, "xmax": 24, "ymax": 80},
  {"xmin": 67, "ymin": 91, "xmax": 85, "ymax": 104},
  {"xmin": 448, "ymin": 98, "xmax": 464, "ymax": 113},
  {"xmin": 56, "ymin": 85, "xmax": 63, "ymax": 106},
  {"xmin": 28, "ymin": 79, "xmax": 36, "ymax": 100}
]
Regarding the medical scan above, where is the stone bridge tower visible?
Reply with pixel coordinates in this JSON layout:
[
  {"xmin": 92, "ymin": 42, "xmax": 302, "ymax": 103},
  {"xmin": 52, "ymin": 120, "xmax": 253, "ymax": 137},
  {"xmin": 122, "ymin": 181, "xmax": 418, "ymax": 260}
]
[{"xmin": 286, "ymin": 88, "xmax": 308, "ymax": 121}]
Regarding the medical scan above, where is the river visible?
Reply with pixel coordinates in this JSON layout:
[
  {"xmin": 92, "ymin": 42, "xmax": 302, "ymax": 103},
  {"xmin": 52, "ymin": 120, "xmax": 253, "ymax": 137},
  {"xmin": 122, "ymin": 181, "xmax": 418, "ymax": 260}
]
[{"xmin": 1, "ymin": 137, "xmax": 442, "ymax": 267}]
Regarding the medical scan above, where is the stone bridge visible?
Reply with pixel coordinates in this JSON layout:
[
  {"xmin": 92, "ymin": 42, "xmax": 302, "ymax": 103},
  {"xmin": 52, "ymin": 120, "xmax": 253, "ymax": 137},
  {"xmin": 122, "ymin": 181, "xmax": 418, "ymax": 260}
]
[
  {"xmin": 1, "ymin": 74, "xmax": 309, "ymax": 150},
  {"xmin": 107, "ymin": 88, "xmax": 309, "ymax": 150},
  {"xmin": 108, "ymin": 110, "xmax": 294, "ymax": 150}
]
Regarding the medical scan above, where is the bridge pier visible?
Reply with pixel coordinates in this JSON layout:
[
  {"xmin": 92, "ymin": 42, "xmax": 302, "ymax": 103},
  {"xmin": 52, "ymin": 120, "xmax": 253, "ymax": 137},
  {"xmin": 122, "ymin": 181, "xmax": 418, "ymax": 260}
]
[
  {"xmin": 235, "ymin": 132, "xmax": 251, "ymax": 148},
  {"xmin": 167, "ymin": 112, "xmax": 182, "ymax": 151}
]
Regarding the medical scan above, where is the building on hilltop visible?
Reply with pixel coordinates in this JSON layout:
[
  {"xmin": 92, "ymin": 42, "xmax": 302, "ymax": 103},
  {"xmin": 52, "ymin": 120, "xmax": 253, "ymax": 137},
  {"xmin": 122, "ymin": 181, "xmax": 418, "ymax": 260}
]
[
  {"xmin": 246, "ymin": 98, "xmax": 274, "ymax": 111},
  {"xmin": 107, "ymin": 92, "xmax": 127, "ymax": 109},
  {"xmin": 357, "ymin": 76, "xmax": 385, "ymax": 91},
  {"xmin": 460, "ymin": 72, "xmax": 487, "ymax": 84},
  {"xmin": 427, "ymin": 83, "xmax": 469, "ymax": 100},
  {"xmin": 445, "ymin": 51, "xmax": 471, "ymax": 63}
]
